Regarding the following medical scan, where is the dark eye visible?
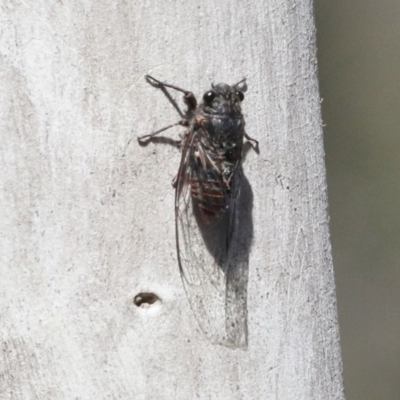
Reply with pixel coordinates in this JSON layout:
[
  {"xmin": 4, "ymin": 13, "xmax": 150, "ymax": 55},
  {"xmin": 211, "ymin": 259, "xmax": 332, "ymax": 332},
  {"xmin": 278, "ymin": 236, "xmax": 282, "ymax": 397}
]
[
  {"xmin": 203, "ymin": 91, "xmax": 216, "ymax": 103},
  {"xmin": 236, "ymin": 91, "xmax": 244, "ymax": 101}
]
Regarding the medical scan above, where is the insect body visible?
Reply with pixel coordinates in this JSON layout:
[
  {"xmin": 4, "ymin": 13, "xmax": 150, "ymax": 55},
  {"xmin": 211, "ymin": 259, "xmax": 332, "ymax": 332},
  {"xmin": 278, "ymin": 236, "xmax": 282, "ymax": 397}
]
[
  {"xmin": 183, "ymin": 87, "xmax": 247, "ymax": 224},
  {"xmin": 139, "ymin": 75, "xmax": 257, "ymax": 347}
]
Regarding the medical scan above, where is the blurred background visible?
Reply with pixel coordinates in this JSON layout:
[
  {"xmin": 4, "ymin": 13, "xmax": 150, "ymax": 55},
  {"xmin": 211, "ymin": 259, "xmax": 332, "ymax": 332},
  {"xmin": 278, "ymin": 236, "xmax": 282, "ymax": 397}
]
[{"xmin": 314, "ymin": 1, "xmax": 400, "ymax": 399}]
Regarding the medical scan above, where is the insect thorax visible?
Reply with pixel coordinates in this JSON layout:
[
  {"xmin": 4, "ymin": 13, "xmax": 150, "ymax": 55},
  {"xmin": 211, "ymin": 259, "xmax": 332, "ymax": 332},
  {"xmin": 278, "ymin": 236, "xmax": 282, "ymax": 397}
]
[{"xmin": 188, "ymin": 114, "xmax": 245, "ymax": 223}]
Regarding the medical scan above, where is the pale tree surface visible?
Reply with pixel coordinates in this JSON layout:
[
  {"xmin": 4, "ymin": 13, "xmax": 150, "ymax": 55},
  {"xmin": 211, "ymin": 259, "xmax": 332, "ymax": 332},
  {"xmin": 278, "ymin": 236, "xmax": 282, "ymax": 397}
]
[{"xmin": 0, "ymin": 1, "xmax": 344, "ymax": 399}]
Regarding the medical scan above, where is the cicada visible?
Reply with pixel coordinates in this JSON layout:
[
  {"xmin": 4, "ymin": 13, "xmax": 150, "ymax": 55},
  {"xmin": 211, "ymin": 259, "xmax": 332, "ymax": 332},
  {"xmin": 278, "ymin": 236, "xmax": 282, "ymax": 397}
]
[{"xmin": 139, "ymin": 75, "xmax": 257, "ymax": 347}]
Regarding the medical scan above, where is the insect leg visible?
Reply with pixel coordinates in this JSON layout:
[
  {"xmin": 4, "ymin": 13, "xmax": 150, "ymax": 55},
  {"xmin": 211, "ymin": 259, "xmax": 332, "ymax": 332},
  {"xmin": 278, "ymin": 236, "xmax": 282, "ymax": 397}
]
[
  {"xmin": 244, "ymin": 132, "xmax": 259, "ymax": 151},
  {"xmin": 146, "ymin": 75, "xmax": 197, "ymax": 114},
  {"xmin": 146, "ymin": 75, "xmax": 191, "ymax": 95},
  {"xmin": 137, "ymin": 120, "xmax": 189, "ymax": 144}
]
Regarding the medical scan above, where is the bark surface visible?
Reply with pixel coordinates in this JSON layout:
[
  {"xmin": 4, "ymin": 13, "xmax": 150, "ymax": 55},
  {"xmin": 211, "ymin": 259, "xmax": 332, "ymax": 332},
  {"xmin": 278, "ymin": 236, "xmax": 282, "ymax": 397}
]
[{"xmin": 0, "ymin": 1, "xmax": 344, "ymax": 399}]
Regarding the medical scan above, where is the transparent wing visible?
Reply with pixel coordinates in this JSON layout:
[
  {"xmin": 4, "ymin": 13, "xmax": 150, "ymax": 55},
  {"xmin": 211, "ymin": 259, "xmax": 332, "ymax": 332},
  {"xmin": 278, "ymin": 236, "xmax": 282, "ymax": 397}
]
[{"xmin": 175, "ymin": 131, "xmax": 249, "ymax": 348}]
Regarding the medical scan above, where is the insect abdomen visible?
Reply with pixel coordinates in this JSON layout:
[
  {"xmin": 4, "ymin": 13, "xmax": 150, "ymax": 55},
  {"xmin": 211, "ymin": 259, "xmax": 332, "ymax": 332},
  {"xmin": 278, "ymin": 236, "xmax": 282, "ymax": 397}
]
[{"xmin": 190, "ymin": 173, "xmax": 228, "ymax": 223}]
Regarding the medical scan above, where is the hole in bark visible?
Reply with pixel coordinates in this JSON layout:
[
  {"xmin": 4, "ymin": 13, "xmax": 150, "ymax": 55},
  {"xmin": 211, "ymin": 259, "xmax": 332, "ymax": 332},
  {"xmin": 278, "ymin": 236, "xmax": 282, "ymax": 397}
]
[{"xmin": 133, "ymin": 292, "xmax": 160, "ymax": 307}]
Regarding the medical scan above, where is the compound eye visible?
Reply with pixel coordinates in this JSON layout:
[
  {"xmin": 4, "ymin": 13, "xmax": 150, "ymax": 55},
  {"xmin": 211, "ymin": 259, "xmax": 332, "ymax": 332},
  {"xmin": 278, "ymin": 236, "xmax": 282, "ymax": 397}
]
[
  {"xmin": 203, "ymin": 91, "xmax": 216, "ymax": 103},
  {"xmin": 236, "ymin": 91, "xmax": 244, "ymax": 101}
]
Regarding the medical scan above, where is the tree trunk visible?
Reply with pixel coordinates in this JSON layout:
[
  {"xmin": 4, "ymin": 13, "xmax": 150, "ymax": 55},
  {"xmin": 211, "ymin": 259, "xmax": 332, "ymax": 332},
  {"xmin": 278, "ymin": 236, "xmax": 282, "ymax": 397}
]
[{"xmin": 0, "ymin": 0, "xmax": 344, "ymax": 399}]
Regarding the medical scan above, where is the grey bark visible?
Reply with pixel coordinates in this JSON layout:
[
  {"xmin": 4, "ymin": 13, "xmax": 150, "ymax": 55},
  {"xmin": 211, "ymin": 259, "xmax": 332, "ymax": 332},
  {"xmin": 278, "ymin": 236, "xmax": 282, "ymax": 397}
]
[{"xmin": 0, "ymin": 1, "xmax": 344, "ymax": 399}]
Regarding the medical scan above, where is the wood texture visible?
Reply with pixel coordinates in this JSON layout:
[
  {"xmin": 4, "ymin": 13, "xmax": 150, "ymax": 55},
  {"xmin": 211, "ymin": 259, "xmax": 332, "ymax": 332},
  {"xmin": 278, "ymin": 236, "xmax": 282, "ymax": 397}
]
[{"xmin": 0, "ymin": 0, "xmax": 344, "ymax": 398}]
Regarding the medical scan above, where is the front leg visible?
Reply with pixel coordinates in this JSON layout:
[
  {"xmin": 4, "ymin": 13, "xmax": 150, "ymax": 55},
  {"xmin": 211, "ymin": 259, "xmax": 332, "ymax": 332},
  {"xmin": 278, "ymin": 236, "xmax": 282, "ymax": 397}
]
[{"xmin": 146, "ymin": 75, "xmax": 197, "ymax": 114}]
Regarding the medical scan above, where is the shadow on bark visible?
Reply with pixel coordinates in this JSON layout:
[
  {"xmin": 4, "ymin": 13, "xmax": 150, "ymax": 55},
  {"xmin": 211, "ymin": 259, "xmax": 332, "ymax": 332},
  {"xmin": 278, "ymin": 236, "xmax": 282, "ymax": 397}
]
[
  {"xmin": 138, "ymin": 133, "xmax": 255, "ymax": 348},
  {"xmin": 191, "ymin": 167, "xmax": 253, "ymax": 348}
]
